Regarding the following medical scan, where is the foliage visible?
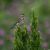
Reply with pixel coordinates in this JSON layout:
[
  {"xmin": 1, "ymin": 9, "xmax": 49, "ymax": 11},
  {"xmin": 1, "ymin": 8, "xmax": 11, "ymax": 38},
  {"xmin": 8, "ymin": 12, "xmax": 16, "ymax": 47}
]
[{"xmin": 13, "ymin": 12, "xmax": 40, "ymax": 50}]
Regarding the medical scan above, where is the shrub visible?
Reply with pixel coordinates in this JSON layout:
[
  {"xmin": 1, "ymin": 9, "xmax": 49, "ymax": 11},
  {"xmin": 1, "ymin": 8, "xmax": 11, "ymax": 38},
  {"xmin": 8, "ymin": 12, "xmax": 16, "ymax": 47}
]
[{"xmin": 13, "ymin": 12, "xmax": 40, "ymax": 50}]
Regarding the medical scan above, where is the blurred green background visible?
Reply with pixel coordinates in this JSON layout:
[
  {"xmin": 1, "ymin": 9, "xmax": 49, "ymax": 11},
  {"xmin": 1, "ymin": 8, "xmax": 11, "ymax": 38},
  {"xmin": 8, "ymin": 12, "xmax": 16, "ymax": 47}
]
[{"xmin": 0, "ymin": 0, "xmax": 50, "ymax": 50}]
